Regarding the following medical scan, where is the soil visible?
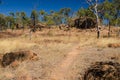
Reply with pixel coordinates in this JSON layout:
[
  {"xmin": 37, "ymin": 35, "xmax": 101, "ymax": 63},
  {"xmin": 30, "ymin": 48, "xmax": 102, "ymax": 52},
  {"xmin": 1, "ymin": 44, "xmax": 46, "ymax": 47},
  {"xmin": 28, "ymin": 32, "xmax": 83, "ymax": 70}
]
[
  {"xmin": 50, "ymin": 45, "xmax": 80, "ymax": 80},
  {"xmin": 0, "ymin": 43, "xmax": 120, "ymax": 80}
]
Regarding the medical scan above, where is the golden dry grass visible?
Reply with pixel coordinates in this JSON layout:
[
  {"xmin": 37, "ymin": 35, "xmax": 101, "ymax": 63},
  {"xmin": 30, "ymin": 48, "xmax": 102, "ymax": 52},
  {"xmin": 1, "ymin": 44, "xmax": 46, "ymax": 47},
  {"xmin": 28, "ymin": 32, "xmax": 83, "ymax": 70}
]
[
  {"xmin": 0, "ymin": 27, "xmax": 120, "ymax": 54},
  {"xmin": 0, "ymin": 27, "xmax": 120, "ymax": 80}
]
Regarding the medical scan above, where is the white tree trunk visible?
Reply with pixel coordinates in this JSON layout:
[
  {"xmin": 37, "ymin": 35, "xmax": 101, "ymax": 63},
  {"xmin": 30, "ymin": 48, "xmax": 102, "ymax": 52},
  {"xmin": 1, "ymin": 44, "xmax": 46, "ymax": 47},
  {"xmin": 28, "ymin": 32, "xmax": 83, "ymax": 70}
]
[
  {"xmin": 86, "ymin": 0, "xmax": 101, "ymax": 38},
  {"xmin": 95, "ymin": 0, "xmax": 100, "ymax": 38}
]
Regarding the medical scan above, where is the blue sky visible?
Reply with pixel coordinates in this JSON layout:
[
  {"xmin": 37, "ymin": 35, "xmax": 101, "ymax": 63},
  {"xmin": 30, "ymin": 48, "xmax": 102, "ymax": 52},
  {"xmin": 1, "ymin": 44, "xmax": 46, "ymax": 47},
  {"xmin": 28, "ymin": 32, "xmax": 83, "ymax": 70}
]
[{"xmin": 0, "ymin": 0, "xmax": 88, "ymax": 16}]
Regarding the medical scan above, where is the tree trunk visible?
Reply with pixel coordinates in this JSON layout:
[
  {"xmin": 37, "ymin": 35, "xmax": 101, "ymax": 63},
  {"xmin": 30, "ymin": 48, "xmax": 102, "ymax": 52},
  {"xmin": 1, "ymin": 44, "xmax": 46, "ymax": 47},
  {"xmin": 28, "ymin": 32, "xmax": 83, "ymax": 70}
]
[
  {"xmin": 85, "ymin": 17, "xmax": 87, "ymax": 29},
  {"xmin": 95, "ymin": 1, "xmax": 100, "ymax": 39},
  {"xmin": 108, "ymin": 22, "xmax": 111, "ymax": 37},
  {"xmin": 29, "ymin": 30, "xmax": 32, "ymax": 40}
]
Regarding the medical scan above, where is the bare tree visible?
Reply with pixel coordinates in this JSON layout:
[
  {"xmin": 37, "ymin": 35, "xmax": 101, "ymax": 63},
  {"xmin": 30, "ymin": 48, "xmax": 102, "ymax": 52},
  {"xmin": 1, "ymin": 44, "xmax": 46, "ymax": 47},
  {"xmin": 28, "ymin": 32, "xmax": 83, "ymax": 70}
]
[{"xmin": 86, "ymin": 0, "xmax": 101, "ymax": 38}]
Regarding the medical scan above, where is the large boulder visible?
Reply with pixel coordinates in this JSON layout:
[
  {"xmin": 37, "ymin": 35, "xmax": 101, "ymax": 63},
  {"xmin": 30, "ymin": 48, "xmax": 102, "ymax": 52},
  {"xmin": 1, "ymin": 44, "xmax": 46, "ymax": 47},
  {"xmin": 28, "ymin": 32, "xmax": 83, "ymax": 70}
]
[{"xmin": 74, "ymin": 17, "xmax": 97, "ymax": 29}]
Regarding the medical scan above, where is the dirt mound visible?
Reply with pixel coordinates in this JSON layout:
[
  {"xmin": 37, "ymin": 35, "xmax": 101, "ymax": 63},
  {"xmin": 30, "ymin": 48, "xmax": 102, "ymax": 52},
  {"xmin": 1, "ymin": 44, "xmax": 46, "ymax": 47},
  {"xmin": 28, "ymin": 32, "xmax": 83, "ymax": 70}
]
[
  {"xmin": 84, "ymin": 61, "xmax": 120, "ymax": 80},
  {"xmin": 1, "ymin": 51, "xmax": 38, "ymax": 67},
  {"xmin": 108, "ymin": 43, "xmax": 120, "ymax": 48}
]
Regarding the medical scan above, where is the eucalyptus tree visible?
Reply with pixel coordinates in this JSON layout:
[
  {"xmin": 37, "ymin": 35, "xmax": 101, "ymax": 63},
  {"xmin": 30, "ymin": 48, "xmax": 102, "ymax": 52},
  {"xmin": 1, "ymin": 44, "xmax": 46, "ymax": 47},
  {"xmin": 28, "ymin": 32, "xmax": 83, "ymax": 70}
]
[
  {"xmin": 31, "ymin": 10, "xmax": 39, "ymax": 26},
  {"xmin": 59, "ymin": 8, "xmax": 71, "ymax": 24},
  {"xmin": 9, "ymin": 12, "xmax": 15, "ymax": 30},
  {"xmin": 98, "ymin": 0, "xmax": 119, "ymax": 37},
  {"xmin": 21, "ymin": 12, "xmax": 27, "ymax": 28},
  {"xmin": 0, "ymin": 14, "xmax": 6, "ymax": 30},
  {"xmin": 86, "ymin": 0, "xmax": 101, "ymax": 38},
  {"xmin": 112, "ymin": 0, "xmax": 120, "ymax": 26},
  {"xmin": 77, "ymin": 8, "xmax": 95, "ymax": 18},
  {"xmin": 39, "ymin": 10, "xmax": 46, "ymax": 22},
  {"xmin": 101, "ymin": 0, "xmax": 113, "ymax": 37},
  {"xmin": 98, "ymin": 0, "xmax": 120, "ymax": 26},
  {"xmin": 6, "ymin": 16, "xmax": 15, "ymax": 29},
  {"xmin": 77, "ymin": 8, "xmax": 86, "ymax": 17},
  {"xmin": 52, "ymin": 12, "xmax": 62, "ymax": 25},
  {"xmin": 45, "ymin": 14, "xmax": 55, "ymax": 27},
  {"xmin": 16, "ymin": 12, "xmax": 22, "ymax": 26}
]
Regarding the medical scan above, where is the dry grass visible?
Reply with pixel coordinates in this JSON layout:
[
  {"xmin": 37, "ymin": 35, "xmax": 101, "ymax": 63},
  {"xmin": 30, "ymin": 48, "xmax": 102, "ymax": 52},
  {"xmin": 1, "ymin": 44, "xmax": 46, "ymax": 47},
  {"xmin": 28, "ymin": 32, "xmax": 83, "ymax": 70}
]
[
  {"xmin": 0, "ymin": 27, "xmax": 120, "ymax": 80},
  {"xmin": 0, "ymin": 29, "xmax": 76, "ymax": 80},
  {"xmin": 0, "ymin": 62, "xmax": 31, "ymax": 80},
  {"xmin": 95, "ymin": 38, "xmax": 120, "ymax": 48},
  {"xmin": 0, "ymin": 39, "xmax": 36, "ymax": 54}
]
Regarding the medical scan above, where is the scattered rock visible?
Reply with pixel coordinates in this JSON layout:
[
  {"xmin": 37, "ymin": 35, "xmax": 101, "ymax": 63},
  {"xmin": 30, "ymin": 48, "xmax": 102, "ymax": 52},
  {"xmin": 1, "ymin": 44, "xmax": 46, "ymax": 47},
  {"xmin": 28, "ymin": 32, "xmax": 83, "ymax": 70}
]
[
  {"xmin": 74, "ymin": 17, "xmax": 97, "ymax": 29},
  {"xmin": 108, "ymin": 43, "xmax": 120, "ymax": 48},
  {"xmin": 1, "ymin": 50, "xmax": 38, "ymax": 67},
  {"xmin": 111, "ymin": 57, "xmax": 119, "ymax": 61},
  {"xmin": 83, "ymin": 61, "xmax": 120, "ymax": 80}
]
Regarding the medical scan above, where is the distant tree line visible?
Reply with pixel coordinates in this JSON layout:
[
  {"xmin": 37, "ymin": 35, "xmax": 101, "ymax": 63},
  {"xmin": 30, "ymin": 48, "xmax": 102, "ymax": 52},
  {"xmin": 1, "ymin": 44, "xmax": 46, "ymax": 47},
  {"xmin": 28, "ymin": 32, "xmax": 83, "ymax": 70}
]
[{"xmin": 0, "ymin": 0, "xmax": 119, "ymax": 31}]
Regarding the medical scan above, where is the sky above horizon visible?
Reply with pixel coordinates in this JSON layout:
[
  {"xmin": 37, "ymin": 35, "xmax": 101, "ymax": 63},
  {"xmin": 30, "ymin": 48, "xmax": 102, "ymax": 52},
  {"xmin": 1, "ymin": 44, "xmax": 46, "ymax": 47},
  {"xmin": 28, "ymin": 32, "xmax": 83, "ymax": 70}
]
[{"xmin": 0, "ymin": 0, "xmax": 88, "ymax": 16}]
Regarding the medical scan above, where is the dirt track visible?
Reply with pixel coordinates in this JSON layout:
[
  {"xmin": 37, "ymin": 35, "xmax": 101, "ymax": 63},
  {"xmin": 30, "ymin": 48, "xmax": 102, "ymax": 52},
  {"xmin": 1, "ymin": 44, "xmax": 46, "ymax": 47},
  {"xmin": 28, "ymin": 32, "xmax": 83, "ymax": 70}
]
[
  {"xmin": 48, "ymin": 46, "xmax": 120, "ymax": 80},
  {"xmin": 50, "ymin": 45, "xmax": 80, "ymax": 80}
]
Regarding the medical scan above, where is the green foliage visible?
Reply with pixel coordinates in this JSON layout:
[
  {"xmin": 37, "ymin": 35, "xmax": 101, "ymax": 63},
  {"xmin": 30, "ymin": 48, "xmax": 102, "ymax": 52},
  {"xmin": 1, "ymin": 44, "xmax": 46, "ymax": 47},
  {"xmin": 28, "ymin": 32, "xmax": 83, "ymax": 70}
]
[
  {"xmin": 45, "ymin": 16, "xmax": 55, "ymax": 26},
  {"xmin": 66, "ymin": 17, "xmax": 74, "ymax": 27},
  {"xmin": 40, "ymin": 10, "xmax": 45, "ymax": 16},
  {"xmin": 98, "ymin": 0, "xmax": 120, "ymax": 26},
  {"xmin": 39, "ymin": 10, "xmax": 46, "ymax": 22},
  {"xmin": 60, "ymin": 8, "xmax": 71, "ymax": 17},
  {"xmin": 77, "ymin": 8, "xmax": 86, "ymax": 17},
  {"xmin": 21, "ymin": 12, "xmax": 28, "ymax": 26},
  {"xmin": 0, "ymin": 14, "xmax": 6, "ymax": 27},
  {"xmin": 5, "ymin": 16, "xmax": 15, "ymax": 28},
  {"xmin": 59, "ymin": 8, "xmax": 71, "ymax": 23},
  {"xmin": 77, "ymin": 8, "xmax": 95, "ymax": 18},
  {"xmin": 46, "ymin": 19, "xmax": 55, "ymax": 26},
  {"xmin": 16, "ymin": 12, "xmax": 22, "ymax": 25},
  {"xmin": 52, "ymin": 12, "xmax": 62, "ymax": 25},
  {"xmin": 31, "ymin": 10, "xmax": 39, "ymax": 26},
  {"xmin": 31, "ymin": 10, "xmax": 39, "ymax": 18},
  {"xmin": 0, "ymin": 0, "xmax": 120, "ymax": 30}
]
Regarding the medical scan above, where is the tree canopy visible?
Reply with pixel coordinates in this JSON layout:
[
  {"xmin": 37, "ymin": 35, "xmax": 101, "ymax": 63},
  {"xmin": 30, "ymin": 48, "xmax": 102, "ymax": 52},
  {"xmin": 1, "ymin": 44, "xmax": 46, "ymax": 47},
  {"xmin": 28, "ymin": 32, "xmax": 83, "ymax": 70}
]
[{"xmin": 0, "ymin": 0, "xmax": 120, "ymax": 30}]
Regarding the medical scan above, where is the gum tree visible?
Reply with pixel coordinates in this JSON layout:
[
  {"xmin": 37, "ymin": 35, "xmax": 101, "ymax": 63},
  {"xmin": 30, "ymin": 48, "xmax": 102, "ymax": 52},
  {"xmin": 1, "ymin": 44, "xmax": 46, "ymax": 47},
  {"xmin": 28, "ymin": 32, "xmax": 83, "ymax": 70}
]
[{"xmin": 86, "ymin": 0, "xmax": 101, "ymax": 38}]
